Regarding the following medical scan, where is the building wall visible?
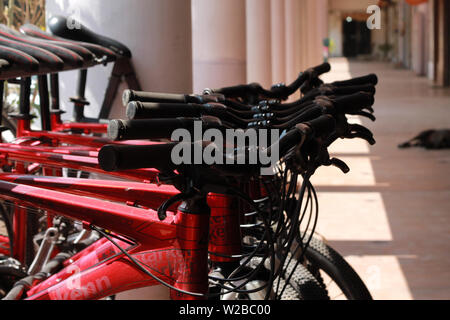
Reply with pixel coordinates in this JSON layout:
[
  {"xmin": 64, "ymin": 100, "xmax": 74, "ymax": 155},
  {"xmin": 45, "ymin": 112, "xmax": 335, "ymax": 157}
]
[
  {"xmin": 43, "ymin": 0, "xmax": 334, "ymax": 121},
  {"xmin": 46, "ymin": 0, "xmax": 193, "ymax": 120}
]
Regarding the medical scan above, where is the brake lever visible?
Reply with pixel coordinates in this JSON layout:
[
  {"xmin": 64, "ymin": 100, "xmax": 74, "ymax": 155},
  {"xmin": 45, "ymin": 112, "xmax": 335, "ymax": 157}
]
[
  {"xmin": 364, "ymin": 106, "xmax": 375, "ymax": 113},
  {"xmin": 354, "ymin": 111, "xmax": 376, "ymax": 121},
  {"xmin": 329, "ymin": 158, "xmax": 350, "ymax": 174},
  {"xmin": 348, "ymin": 123, "xmax": 374, "ymax": 139},
  {"xmin": 345, "ymin": 131, "xmax": 376, "ymax": 145}
]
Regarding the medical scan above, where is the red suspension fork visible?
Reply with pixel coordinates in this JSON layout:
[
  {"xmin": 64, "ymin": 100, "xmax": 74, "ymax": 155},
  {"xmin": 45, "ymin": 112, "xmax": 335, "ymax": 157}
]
[
  {"xmin": 170, "ymin": 195, "xmax": 211, "ymax": 300},
  {"xmin": 208, "ymin": 193, "xmax": 241, "ymax": 264}
]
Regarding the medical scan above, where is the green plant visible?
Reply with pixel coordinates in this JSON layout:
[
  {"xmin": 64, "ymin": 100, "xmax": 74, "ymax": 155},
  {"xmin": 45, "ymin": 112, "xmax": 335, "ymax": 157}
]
[{"xmin": 378, "ymin": 43, "xmax": 393, "ymax": 59}]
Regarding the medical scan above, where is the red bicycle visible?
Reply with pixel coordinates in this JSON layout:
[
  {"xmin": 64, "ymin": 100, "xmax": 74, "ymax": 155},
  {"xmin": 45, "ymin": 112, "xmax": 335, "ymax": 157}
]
[{"xmin": 0, "ymin": 19, "xmax": 378, "ymax": 300}]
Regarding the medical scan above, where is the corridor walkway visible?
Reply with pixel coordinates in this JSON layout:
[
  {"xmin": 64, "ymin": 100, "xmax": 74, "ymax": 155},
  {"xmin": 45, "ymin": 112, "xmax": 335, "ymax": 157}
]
[{"xmin": 312, "ymin": 58, "xmax": 450, "ymax": 299}]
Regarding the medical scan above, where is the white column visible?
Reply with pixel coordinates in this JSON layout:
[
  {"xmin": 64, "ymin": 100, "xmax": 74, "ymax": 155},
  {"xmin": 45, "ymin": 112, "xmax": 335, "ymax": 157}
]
[
  {"xmin": 284, "ymin": 0, "xmax": 299, "ymax": 85},
  {"xmin": 301, "ymin": 0, "xmax": 327, "ymax": 70},
  {"xmin": 427, "ymin": 0, "xmax": 435, "ymax": 80},
  {"xmin": 298, "ymin": 0, "xmax": 308, "ymax": 72},
  {"xmin": 46, "ymin": 0, "xmax": 193, "ymax": 119},
  {"xmin": 192, "ymin": 0, "xmax": 246, "ymax": 94},
  {"xmin": 246, "ymin": 0, "xmax": 272, "ymax": 87},
  {"xmin": 314, "ymin": 0, "xmax": 329, "ymax": 66},
  {"xmin": 270, "ymin": 0, "xmax": 286, "ymax": 85}
]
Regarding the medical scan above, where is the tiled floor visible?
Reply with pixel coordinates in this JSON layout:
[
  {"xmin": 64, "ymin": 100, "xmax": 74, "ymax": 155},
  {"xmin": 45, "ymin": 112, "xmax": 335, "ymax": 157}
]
[{"xmin": 313, "ymin": 58, "xmax": 450, "ymax": 300}]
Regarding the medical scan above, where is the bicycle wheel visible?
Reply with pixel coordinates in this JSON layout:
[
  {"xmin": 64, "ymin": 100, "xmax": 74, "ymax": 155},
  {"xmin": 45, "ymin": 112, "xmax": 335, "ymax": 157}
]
[
  {"xmin": 303, "ymin": 237, "xmax": 372, "ymax": 300},
  {"xmin": 276, "ymin": 256, "xmax": 329, "ymax": 300},
  {"xmin": 219, "ymin": 255, "xmax": 329, "ymax": 300}
]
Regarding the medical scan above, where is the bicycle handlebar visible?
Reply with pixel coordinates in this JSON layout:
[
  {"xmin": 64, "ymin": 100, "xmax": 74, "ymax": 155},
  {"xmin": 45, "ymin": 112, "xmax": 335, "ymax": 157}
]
[
  {"xmin": 99, "ymin": 115, "xmax": 336, "ymax": 174},
  {"xmin": 122, "ymin": 90, "xmax": 226, "ymax": 106},
  {"xmin": 331, "ymin": 74, "xmax": 378, "ymax": 87},
  {"xmin": 108, "ymin": 116, "xmax": 223, "ymax": 141},
  {"xmin": 332, "ymin": 92, "xmax": 375, "ymax": 112},
  {"xmin": 99, "ymin": 143, "xmax": 177, "ymax": 172},
  {"xmin": 123, "ymin": 91, "xmax": 189, "ymax": 105},
  {"xmin": 206, "ymin": 62, "xmax": 331, "ymax": 100},
  {"xmin": 126, "ymin": 101, "xmax": 226, "ymax": 120}
]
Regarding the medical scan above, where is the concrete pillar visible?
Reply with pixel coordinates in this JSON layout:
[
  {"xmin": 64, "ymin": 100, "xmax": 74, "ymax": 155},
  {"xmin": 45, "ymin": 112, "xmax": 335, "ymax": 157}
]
[
  {"xmin": 303, "ymin": 0, "xmax": 327, "ymax": 69},
  {"xmin": 284, "ymin": 0, "xmax": 299, "ymax": 85},
  {"xmin": 427, "ymin": 0, "xmax": 436, "ymax": 80},
  {"xmin": 192, "ymin": 0, "xmax": 246, "ymax": 94},
  {"xmin": 46, "ymin": 0, "xmax": 193, "ymax": 119},
  {"xmin": 270, "ymin": 0, "xmax": 286, "ymax": 84},
  {"xmin": 246, "ymin": 0, "xmax": 272, "ymax": 87},
  {"xmin": 435, "ymin": 0, "xmax": 449, "ymax": 86},
  {"xmin": 298, "ymin": 0, "xmax": 309, "ymax": 72},
  {"xmin": 285, "ymin": 0, "xmax": 327, "ymax": 97},
  {"xmin": 315, "ymin": 0, "xmax": 329, "ymax": 65}
]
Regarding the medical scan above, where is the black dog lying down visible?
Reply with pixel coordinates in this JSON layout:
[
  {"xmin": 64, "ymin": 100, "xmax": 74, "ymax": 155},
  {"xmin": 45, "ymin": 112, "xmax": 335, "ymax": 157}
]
[{"xmin": 399, "ymin": 129, "xmax": 450, "ymax": 149}]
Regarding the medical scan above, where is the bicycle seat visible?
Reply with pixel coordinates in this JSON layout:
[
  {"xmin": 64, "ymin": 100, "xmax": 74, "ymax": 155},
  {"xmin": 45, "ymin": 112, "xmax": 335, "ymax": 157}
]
[
  {"xmin": 20, "ymin": 23, "xmax": 117, "ymax": 63},
  {"xmin": 0, "ymin": 24, "xmax": 84, "ymax": 69},
  {"xmin": 3, "ymin": 24, "xmax": 96, "ymax": 63},
  {"xmin": 0, "ymin": 35, "xmax": 64, "ymax": 75},
  {"xmin": 48, "ymin": 15, "xmax": 132, "ymax": 58},
  {"xmin": 0, "ymin": 45, "xmax": 39, "ymax": 79}
]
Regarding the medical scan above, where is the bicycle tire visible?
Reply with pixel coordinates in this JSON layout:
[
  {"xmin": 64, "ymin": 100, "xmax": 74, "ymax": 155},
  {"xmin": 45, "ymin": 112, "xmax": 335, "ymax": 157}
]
[
  {"xmin": 304, "ymin": 237, "xmax": 372, "ymax": 300},
  {"xmin": 278, "ymin": 259, "xmax": 329, "ymax": 300},
  {"xmin": 223, "ymin": 255, "xmax": 329, "ymax": 300}
]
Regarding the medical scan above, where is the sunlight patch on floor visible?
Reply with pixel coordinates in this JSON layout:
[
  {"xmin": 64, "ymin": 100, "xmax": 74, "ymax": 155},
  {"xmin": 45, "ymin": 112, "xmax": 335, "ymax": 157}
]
[
  {"xmin": 314, "ymin": 192, "xmax": 393, "ymax": 241},
  {"xmin": 344, "ymin": 255, "xmax": 413, "ymax": 300}
]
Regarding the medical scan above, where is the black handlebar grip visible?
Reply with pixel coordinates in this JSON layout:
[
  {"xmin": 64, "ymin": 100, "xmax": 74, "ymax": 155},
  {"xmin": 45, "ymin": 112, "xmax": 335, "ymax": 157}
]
[
  {"xmin": 304, "ymin": 114, "xmax": 336, "ymax": 137},
  {"xmin": 99, "ymin": 143, "xmax": 177, "ymax": 172},
  {"xmin": 210, "ymin": 83, "xmax": 262, "ymax": 97},
  {"xmin": 211, "ymin": 84, "xmax": 247, "ymax": 96},
  {"xmin": 108, "ymin": 118, "xmax": 196, "ymax": 141},
  {"xmin": 332, "ymin": 74, "xmax": 378, "ymax": 87},
  {"xmin": 122, "ymin": 90, "xmax": 188, "ymax": 106},
  {"xmin": 126, "ymin": 101, "xmax": 205, "ymax": 120},
  {"xmin": 312, "ymin": 62, "xmax": 331, "ymax": 75},
  {"xmin": 333, "ymin": 92, "xmax": 375, "ymax": 112},
  {"xmin": 332, "ymin": 84, "xmax": 376, "ymax": 96}
]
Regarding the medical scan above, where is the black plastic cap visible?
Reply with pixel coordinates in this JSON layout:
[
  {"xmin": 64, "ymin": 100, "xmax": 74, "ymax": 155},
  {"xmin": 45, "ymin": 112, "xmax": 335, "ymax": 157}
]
[
  {"xmin": 122, "ymin": 89, "xmax": 133, "ymax": 107},
  {"xmin": 107, "ymin": 119, "xmax": 124, "ymax": 141},
  {"xmin": 126, "ymin": 101, "xmax": 139, "ymax": 120},
  {"xmin": 98, "ymin": 145, "xmax": 119, "ymax": 172}
]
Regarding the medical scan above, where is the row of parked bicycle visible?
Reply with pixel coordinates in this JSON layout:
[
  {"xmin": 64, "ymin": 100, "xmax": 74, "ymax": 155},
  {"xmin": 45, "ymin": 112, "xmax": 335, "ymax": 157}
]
[{"xmin": 0, "ymin": 16, "xmax": 377, "ymax": 300}]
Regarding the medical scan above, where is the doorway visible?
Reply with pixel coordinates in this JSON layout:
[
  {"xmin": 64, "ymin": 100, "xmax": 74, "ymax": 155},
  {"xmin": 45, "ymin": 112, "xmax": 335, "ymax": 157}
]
[{"xmin": 343, "ymin": 19, "xmax": 372, "ymax": 57}]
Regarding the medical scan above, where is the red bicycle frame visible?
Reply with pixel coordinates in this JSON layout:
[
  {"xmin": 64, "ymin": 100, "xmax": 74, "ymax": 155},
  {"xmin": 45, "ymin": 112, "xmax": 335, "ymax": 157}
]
[
  {"xmin": 0, "ymin": 106, "xmax": 250, "ymax": 298},
  {"xmin": 50, "ymin": 112, "xmax": 108, "ymax": 135},
  {"xmin": 0, "ymin": 236, "xmax": 9, "ymax": 256},
  {"xmin": 0, "ymin": 175, "xmax": 244, "ymax": 300}
]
